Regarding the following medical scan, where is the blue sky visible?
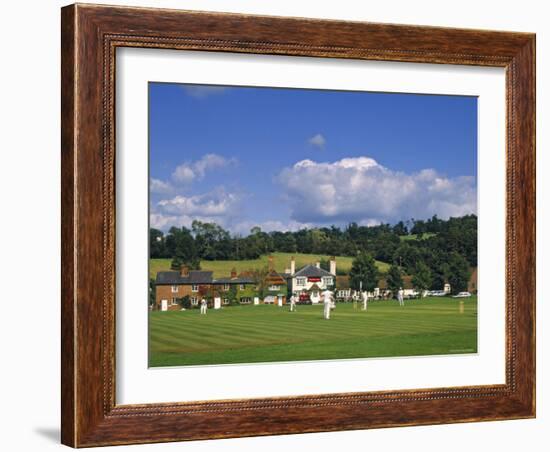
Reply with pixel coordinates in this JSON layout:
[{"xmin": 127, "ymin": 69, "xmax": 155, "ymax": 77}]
[{"xmin": 149, "ymin": 83, "xmax": 477, "ymax": 235}]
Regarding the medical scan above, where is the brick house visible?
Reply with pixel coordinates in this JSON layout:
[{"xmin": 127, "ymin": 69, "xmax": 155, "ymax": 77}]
[
  {"xmin": 155, "ymin": 266, "xmax": 255, "ymax": 311},
  {"xmin": 262, "ymin": 269, "xmax": 288, "ymax": 305}
]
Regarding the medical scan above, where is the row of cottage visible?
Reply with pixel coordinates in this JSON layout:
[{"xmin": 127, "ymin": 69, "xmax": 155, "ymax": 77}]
[{"xmin": 155, "ymin": 256, "xmax": 432, "ymax": 311}]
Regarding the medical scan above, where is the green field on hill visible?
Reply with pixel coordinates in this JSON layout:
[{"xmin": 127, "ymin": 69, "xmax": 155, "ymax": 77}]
[
  {"xmin": 149, "ymin": 296, "xmax": 477, "ymax": 367},
  {"xmin": 400, "ymin": 233, "xmax": 437, "ymax": 241},
  {"xmin": 150, "ymin": 252, "xmax": 390, "ymax": 279}
]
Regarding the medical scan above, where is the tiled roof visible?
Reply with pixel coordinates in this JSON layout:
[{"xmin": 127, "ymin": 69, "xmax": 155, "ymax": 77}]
[
  {"xmin": 190, "ymin": 271, "xmax": 215, "ymax": 284},
  {"xmin": 293, "ymin": 264, "xmax": 333, "ymax": 278},
  {"xmin": 155, "ymin": 270, "xmax": 214, "ymax": 285},
  {"xmin": 213, "ymin": 277, "xmax": 255, "ymax": 284},
  {"xmin": 156, "ymin": 270, "xmax": 255, "ymax": 285},
  {"xmin": 265, "ymin": 269, "xmax": 286, "ymax": 285}
]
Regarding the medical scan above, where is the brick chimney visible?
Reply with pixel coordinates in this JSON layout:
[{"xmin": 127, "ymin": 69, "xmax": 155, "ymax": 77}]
[
  {"xmin": 268, "ymin": 255, "xmax": 274, "ymax": 271},
  {"xmin": 290, "ymin": 256, "xmax": 295, "ymax": 275},
  {"xmin": 231, "ymin": 268, "xmax": 237, "ymax": 279},
  {"xmin": 180, "ymin": 265, "xmax": 189, "ymax": 277},
  {"xmin": 330, "ymin": 256, "xmax": 336, "ymax": 275},
  {"xmin": 315, "ymin": 261, "xmax": 320, "ymax": 269}
]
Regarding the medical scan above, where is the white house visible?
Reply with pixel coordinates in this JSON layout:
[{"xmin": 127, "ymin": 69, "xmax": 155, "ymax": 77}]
[{"xmin": 289, "ymin": 257, "xmax": 336, "ymax": 303}]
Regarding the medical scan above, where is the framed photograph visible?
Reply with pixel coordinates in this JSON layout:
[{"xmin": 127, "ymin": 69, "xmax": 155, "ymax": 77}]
[{"xmin": 61, "ymin": 3, "xmax": 535, "ymax": 447}]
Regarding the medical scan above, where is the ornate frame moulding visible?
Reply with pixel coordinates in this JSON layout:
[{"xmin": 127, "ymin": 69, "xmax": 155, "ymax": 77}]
[{"xmin": 61, "ymin": 3, "xmax": 535, "ymax": 447}]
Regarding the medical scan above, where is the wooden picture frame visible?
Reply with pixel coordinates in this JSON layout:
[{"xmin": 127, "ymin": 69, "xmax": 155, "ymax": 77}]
[{"xmin": 61, "ymin": 3, "xmax": 535, "ymax": 447}]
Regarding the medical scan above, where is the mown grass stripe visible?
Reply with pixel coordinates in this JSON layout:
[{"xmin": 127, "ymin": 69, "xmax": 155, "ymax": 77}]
[{"xmin": 149, "ymin": 297, "xmax": 478, "ymax": 366}]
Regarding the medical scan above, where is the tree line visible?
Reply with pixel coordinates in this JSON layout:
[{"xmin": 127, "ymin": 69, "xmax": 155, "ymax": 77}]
[
  {"xmin": 349, "ymin": 249, "xmax": 471, "ymax": 295},
  {"xmin": 150, "ymin": 215, "xmax": 476, "ymax": 294}
]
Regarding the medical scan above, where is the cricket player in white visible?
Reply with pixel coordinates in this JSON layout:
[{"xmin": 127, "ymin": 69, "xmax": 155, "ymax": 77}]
[
  {"xmin": 200, "ymin": 298, "xmax": 208, "ymax": 314},
  {"xmin": 361, "ymin": 290, "xmax": 368, "ymax": 311},
  {"xmin": 322, "ymin": 289, "xmax": 333, "ymax": 320},
  {"xmin": 397, "ymin": 288, "xmax": 404, "ymax": 306},
  {"xmin": 289, "ymin": 294, "xmax": 297, "ymax": 312}
]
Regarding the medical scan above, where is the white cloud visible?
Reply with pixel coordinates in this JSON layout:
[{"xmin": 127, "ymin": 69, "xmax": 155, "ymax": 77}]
[
  {"xmin": 150, "ymin": 213, "xmax": 221, "ymax": 231},
  {"xmin": 157, "ymin": 190, "xmax": 239, "ymax": 217},
  {"xmin": 171, "ymin": 165, "xmax": 195, "ymax": 184},
  {"xmin": 278, "ymin": 156, "xmax": 476, "ymax": 224},
  {"xmin": 150, "ymin": 212, "xmax": 182, "ymax": 230},
  {"xmin": 150, "ymin": 154, "xmax": 239, "ymax": 231},
  {"xmin": 150, "ymin": 178, "xmax": 174, "ymax": 194},
  {"xmin": 308, "ymin": 133, "xmax": 326, "ymax": 149},
  {"xmin": 171, "ymin": 153, "xmax": 236, "ymax": 185},
  {"xmin": 183, "ymin": 86, "xmax": 228, "ymax": 98},
  {"xmin": 193, "ymin": 154, "xmax": 234, "ymax": 178},
  {"xmin": 151, "ymin": 188, "xmax": 241, "ymax": 231}
]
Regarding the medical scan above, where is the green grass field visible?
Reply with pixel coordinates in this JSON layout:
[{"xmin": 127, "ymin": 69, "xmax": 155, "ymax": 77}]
[
  {"xmin": 150, "ymin": 252, "xmax": 389, "ymax": 279},
  {"xmin": 149, "ymin": 296, "xmax": 477, "ymax": 367}
]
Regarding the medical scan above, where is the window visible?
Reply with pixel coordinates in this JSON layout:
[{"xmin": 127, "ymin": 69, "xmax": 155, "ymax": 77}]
[
  {"xmin": 296, "ymin": 277, "xmax": 306, "ymax": 286},
  {"xmin": 223, "ymin": 298, "xmax": 230, "ymax": 304},
  {"xmin": 170, "ymin": 298, "xmax": 178, "ymax": 305},
  {"xmin": 171, "ymin": 285, "xmax": 178, "ymax": 293},
  {"xmin": 269, "ymin": 285, "xmax": 280, "ymax": 291},
  {"xmin": 239, "ymin": 284, "xmax": 245, "ymax": 290},
  {"xmin": 223, "ymin": 284, "xmax": 230, "ymax": 291},
  {"xmin": 323, "ymin": 277, "xmax": 333, "ymax": 286},
  {"xmin": 191, "ymin": 284, "xmax": 199, "ymax": 292},
  {"xmin": 191, "ymin": 297, "xmax": 198, "ymax": 306},
  {"xmin": 240, "ymin": 297, "xmax": 251, "ymax": 304}
]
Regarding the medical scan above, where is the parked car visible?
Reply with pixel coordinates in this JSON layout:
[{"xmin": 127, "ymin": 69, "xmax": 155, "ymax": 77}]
[
  {"xmin": 430, "ymin": 290, "xmax": 447, "ymax": 297},
  {"xmin": 452, "ymin": 291, "xmax": 472, "ymax": 298}
]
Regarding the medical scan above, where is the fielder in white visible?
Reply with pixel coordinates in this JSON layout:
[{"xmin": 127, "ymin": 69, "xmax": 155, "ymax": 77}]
[
  {"xmin": 322, "ymin": 289, "xmax": 333, "ymax": 320},
  {"xmin": 200, "ymin": 298, "xmax": 208, "ymax": 314},
  {"xmin": 289, "ymin": 294, "xmax": 297, "ymax": 312},
  {"xmin": 352, "ymin": 292, "xmax": 358, "ymax": 310},
  {"xmin": 397, "ymin": 288, "xmax": 404, "ymax": 306},
  {"xmin": 361, "ymin": 290, "xmax": 369, "ymax": 311}
]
